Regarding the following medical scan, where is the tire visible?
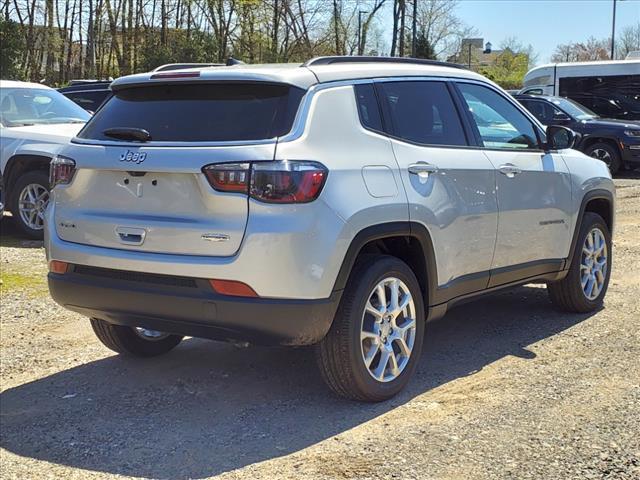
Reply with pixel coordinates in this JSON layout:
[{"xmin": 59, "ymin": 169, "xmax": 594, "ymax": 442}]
[
  {"xmin": 547, "ymin": 212, "xmax": 612, "ymax": 313},
  {"xmin": 584, "ymin": 142, "xmax": 621, "ymax": 175},
  {"xmin": 10, "ymin": 170, "xmax": 50, "ymax": 239},
  {"xmin": 90, "ymin": 318, "xmax": 183, "ymax": 357},
  {"xmin": 316, "ymin": 255, "xmax": 425, "ymax": 402}
]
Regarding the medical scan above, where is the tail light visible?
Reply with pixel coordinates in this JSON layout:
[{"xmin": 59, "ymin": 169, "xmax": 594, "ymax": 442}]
[
  {"xmin": 202, "ymin": 161, "xmax": 328, "ymax": 204},
  {"xmin": 50, "ymin": 156, "xmax": 76, "ymax": 187},
  {"xmin": 203, "ymin": 163, "xmax": 250, "ymax": 193}
]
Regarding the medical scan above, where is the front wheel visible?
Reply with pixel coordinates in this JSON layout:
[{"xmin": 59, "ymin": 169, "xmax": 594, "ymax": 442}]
[
  {"xmin": 585, "ymin": 142, "xmax": 621, "ymax": 175},
  {"xmin": 547, "ymin": 212, "xmax": 612, "ymax": 313},
  {"xmin": 90, "ymin": 318, "xmax": 183, "ymax": 357},
  {"xmin": 316, "ymin": 255, "xmax": 425, "ymax": 402}
]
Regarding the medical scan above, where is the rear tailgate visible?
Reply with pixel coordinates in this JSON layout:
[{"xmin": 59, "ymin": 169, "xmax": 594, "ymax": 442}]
[
  {"xmin": 54, "ymin": 143, "xmax": 277, "ymax": 256},
  {"xmin": 53, "ymin": 81, "xmax": 305, "ymax": 256}
]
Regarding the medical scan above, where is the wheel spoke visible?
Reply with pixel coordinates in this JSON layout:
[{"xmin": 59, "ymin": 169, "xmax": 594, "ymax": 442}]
[
  {"xmin": 389, "ymin": 279, "xmax": 400, "ymax": 311},
  {"xmin": 361, "ymin": 330, "xmax": 379, "ymax": 342},
  {"xmin": 581, "ymin": 271, "xmax": 589, "ymax": 288},
  {"xmin": 365, "ymin": 300, "xmax": 384, "ymax": 319},
  {"xmin": 394, "ymin": 336, "xmax": 411, "ymax": 357},
  {"xmin": 363, "ymin": 342, "xmax": 380, "ymax": 368},
  {"xmin": 376, "ymin": 284, "xmax": 387, "ymax": 310},
  {"xmin": 388, "ymin": 352, "xmax": 400, "ymax": 377},
  {"xmin": 373, "ymin": 349, "xmax": 391, "ymax": 380},
  {"xmin": 396, "ymin": 316, "xmax": 416, "ymax": 335},
  {"xmin": 398, "ymin": 293, "xmax": 411, "ymax": 314},
  {"xmin": 585, "ymin": 275, "xmax": 596, "ymax": 298}
]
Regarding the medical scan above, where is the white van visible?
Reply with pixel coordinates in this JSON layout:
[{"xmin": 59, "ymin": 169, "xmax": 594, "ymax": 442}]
[{"xmin": 521, "ymin": 60, "xmax": 640, "ymax": 121}]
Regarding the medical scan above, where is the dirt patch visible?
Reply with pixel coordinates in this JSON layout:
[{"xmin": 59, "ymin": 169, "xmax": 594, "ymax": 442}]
[{"xmin": 1, "ymin": 178, "xmax": 639, "ymax": 480}]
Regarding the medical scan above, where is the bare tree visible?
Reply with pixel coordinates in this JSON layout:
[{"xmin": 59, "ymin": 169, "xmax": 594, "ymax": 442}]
[{"xmin": 616, "ymin": 22, "xmax": 640, "ymax": 59}]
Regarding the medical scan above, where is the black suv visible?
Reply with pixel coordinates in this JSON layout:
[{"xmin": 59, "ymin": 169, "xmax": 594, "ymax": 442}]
[
  {"xmin": 58, "ymin": 80, "xmax": 112, "ymax": 113},
  {"xmin": 516, "ymin": 94, "xmax": 640, "ymax": 173}
]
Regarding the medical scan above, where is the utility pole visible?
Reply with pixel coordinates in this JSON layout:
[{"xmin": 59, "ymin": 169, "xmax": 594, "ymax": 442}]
[
  {"xmin": 611, "ymin": 0, "xmax": 617, "ymax": 59},
  {"xmin": 411, "ymin": 0, "xmax": 418, "ymax": 57},
  {"xmin": 358, "ymin": 10, "xmax": 368, "ymax": 55}
]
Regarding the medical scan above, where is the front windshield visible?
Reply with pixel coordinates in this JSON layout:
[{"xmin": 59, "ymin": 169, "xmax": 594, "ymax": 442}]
[
  {"xmin": 551, "ymin": 97, "xmax": 597, "ymax": 121},
  {"xmin": 0, "ymin": 87, "xmax": 90, "ymax": 127}
]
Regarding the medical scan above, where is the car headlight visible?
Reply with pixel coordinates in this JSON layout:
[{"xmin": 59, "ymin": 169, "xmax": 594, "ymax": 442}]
[{"xmin": 624, "ymin": 130, "xmax": 640, "ymax": 137}]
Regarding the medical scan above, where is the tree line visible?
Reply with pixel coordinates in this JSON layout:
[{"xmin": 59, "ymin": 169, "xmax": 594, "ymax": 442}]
[
  {"xmin": 2, "ymin": 1, "xmax": 637, "ymax": 88},
  {"xmin": 551, "ymin": 23, "xmax": 640, "ymax": 63},
  {"xmin": 1, "ymin": 0, "xmax": 481, "ymax": 85}
]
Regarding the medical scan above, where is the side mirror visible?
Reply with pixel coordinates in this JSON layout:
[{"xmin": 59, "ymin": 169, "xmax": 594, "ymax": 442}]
[
  {"xmin": 545, "ymin": 125, "xmax": 576, "ymax": 151},
  {"xmin": 552, "ymin": 112, "xmax": 571, "ymax": 124}
]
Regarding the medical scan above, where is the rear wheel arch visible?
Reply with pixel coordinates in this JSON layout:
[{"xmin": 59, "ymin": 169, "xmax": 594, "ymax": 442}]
[
  {"xmin": 332, "ymin": 222, "xmax": 438, "ymax": 308},
  {"xmin": 4, "ymin": 154, "xmax": 52, "ymax": 204}
]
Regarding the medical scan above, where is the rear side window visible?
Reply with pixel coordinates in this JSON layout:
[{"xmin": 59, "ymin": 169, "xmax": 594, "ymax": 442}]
[
  {"xmin": 354, "ymin": 84, "xmax": 384, "ymax": 132},
  {"xmin": 78, "ymin": 83, "xmax": 305, "ymax": 142},
  {"xmin": 377, "ymin": 81, "xmax": 467, "ymax": 147}
]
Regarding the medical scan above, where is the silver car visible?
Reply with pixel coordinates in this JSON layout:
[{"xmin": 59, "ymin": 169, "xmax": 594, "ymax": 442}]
[
  {"xmin": 45, "ymin": 57, "xmax": 615, "ymax": 401},
  {"xmin": 0, "ymin": 80, "xmax": 90, "ymax": 237}
]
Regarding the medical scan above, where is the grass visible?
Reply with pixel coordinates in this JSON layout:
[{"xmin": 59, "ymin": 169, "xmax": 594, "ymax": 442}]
[{"xmin": 0, "ymin": 270, "xmax": 49, "ymax": 296}]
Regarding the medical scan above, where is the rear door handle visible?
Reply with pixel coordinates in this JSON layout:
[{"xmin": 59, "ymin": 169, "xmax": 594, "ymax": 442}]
[
  {"xmin": 498, "ymin": 164, "xmax": 522, "ymax": 178},
  {"xmin": 408, "ymin": 162, "xmax": 439, "ymax": 182}
]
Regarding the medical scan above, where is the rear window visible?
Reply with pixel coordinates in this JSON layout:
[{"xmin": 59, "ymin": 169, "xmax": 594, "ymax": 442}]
[{"xmin": 78, "ymin": 83, "xmax": 305, "ymax": 142}]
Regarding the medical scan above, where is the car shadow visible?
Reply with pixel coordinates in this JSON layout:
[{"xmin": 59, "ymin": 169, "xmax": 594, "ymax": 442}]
[
  {"xmin": 614, "ymin": 167, "xmax": 640, "ymax": 180},
  {"xmin": 0, "ymin": 214, "xmax": 43, "ymax": 248},
  {"xmin": 0, "ymin": 285, "xmax": 597, "ymax": 479}
]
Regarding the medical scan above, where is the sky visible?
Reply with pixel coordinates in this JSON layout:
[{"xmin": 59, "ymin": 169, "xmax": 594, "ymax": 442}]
[{"xmin": 452, "ymin": 0, "xmax": 640, "ymax": 64}]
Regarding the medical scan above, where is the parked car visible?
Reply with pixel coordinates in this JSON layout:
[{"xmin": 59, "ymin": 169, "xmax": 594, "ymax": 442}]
[
  {"xmin": 520, "ymin": 59, "xmax": 640, "ymax": 120},
  {"xmin": 0, "ymin": 80, "xmax": 90, "ymax": 237},
  {"xmin": 58, "ymin": 80, "xmax": 112, "ymax": 113},
  {"xmin": 45, "ymin": 57, "xmax": 615, "ymax": 401},
  {"xmin": 515, "ymin": 94, "xmax": 640, "ymax": 173}
]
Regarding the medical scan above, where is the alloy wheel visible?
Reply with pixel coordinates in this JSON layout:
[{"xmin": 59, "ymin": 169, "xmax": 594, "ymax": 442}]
[
  {"xmin": 580, "ymin": 227, "xmax": 608, "ymax": 300},
  {"xmin": 134, "ymin": 327, "xmax": 171, "ymax": 341},
  {"xmin": 590, "ymin": 148, "xmax": 612, "ymax": 167},
  {"xmin": 360, "ymin": 277, "xmax": 417, "ymax": 382},
  {"xmin": 18, "ymin": 183, "xmax": 49, "ymax": 231}
]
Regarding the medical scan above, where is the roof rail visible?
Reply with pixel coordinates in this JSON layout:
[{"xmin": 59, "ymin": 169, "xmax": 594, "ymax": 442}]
[{"xmin": 303, "ymin": 56, "xmax": 467, "ymax": 69}]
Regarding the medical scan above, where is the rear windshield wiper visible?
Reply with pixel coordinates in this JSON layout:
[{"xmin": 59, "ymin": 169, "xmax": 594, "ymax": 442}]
[{"xmin": 103, "ymin": 127, "xmax": 151, "ymax": 142}]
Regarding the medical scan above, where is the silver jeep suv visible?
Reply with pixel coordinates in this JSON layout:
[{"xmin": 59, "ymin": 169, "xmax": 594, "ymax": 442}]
[{"xmin": 45, "ymin": 57, "xmax": 615, "ymax": 401}]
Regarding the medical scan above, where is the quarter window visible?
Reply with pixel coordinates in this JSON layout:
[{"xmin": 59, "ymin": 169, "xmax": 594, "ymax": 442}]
[
  {"xmin": 354, "ymin": 84, "xmax": 384, "ymax": 133},
  {"xmin": 457, "ymin": 83, "xmax": 540, "ymax": 150},
  {"xmin": 377, "ymin": 81, "xmax": 468, "ymax": 147}
]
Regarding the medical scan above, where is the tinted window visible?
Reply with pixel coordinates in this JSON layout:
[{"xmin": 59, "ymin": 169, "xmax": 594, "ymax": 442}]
[
  {"xmin": 64, "ymin": 90, "xmax": 111, "ymax": 112},
  {"xmin": 79, "ymin": 83, "xmax": 305, "ymax": 142},
  {"xmin": 560, "ymin": 74, "xmax": 640, "ymax": 120},
  {"xmin": 458, "ymin": 83, "xmax": 539, "ymax": 150},
  {"xmin": 378, "ymin": 81, "xmax": 467, "ymax": 146},
  {"xmin": 520, "ymin": 99, "xmax": 565, "ymax": 125},
  {"xmin": 354, "ymin": 84, "xmax": 383, "ymax": 132}
]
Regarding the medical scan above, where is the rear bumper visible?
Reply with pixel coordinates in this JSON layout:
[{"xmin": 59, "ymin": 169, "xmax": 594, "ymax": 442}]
[{"xmin": 48, "ymin": 266, "xmax": 340, "ymax": 346}]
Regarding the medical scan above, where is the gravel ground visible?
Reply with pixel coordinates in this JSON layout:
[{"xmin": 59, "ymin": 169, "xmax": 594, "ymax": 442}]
[{"xmin": 1, "ymin": 174, "xmax": 639, "ymax": 480}]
